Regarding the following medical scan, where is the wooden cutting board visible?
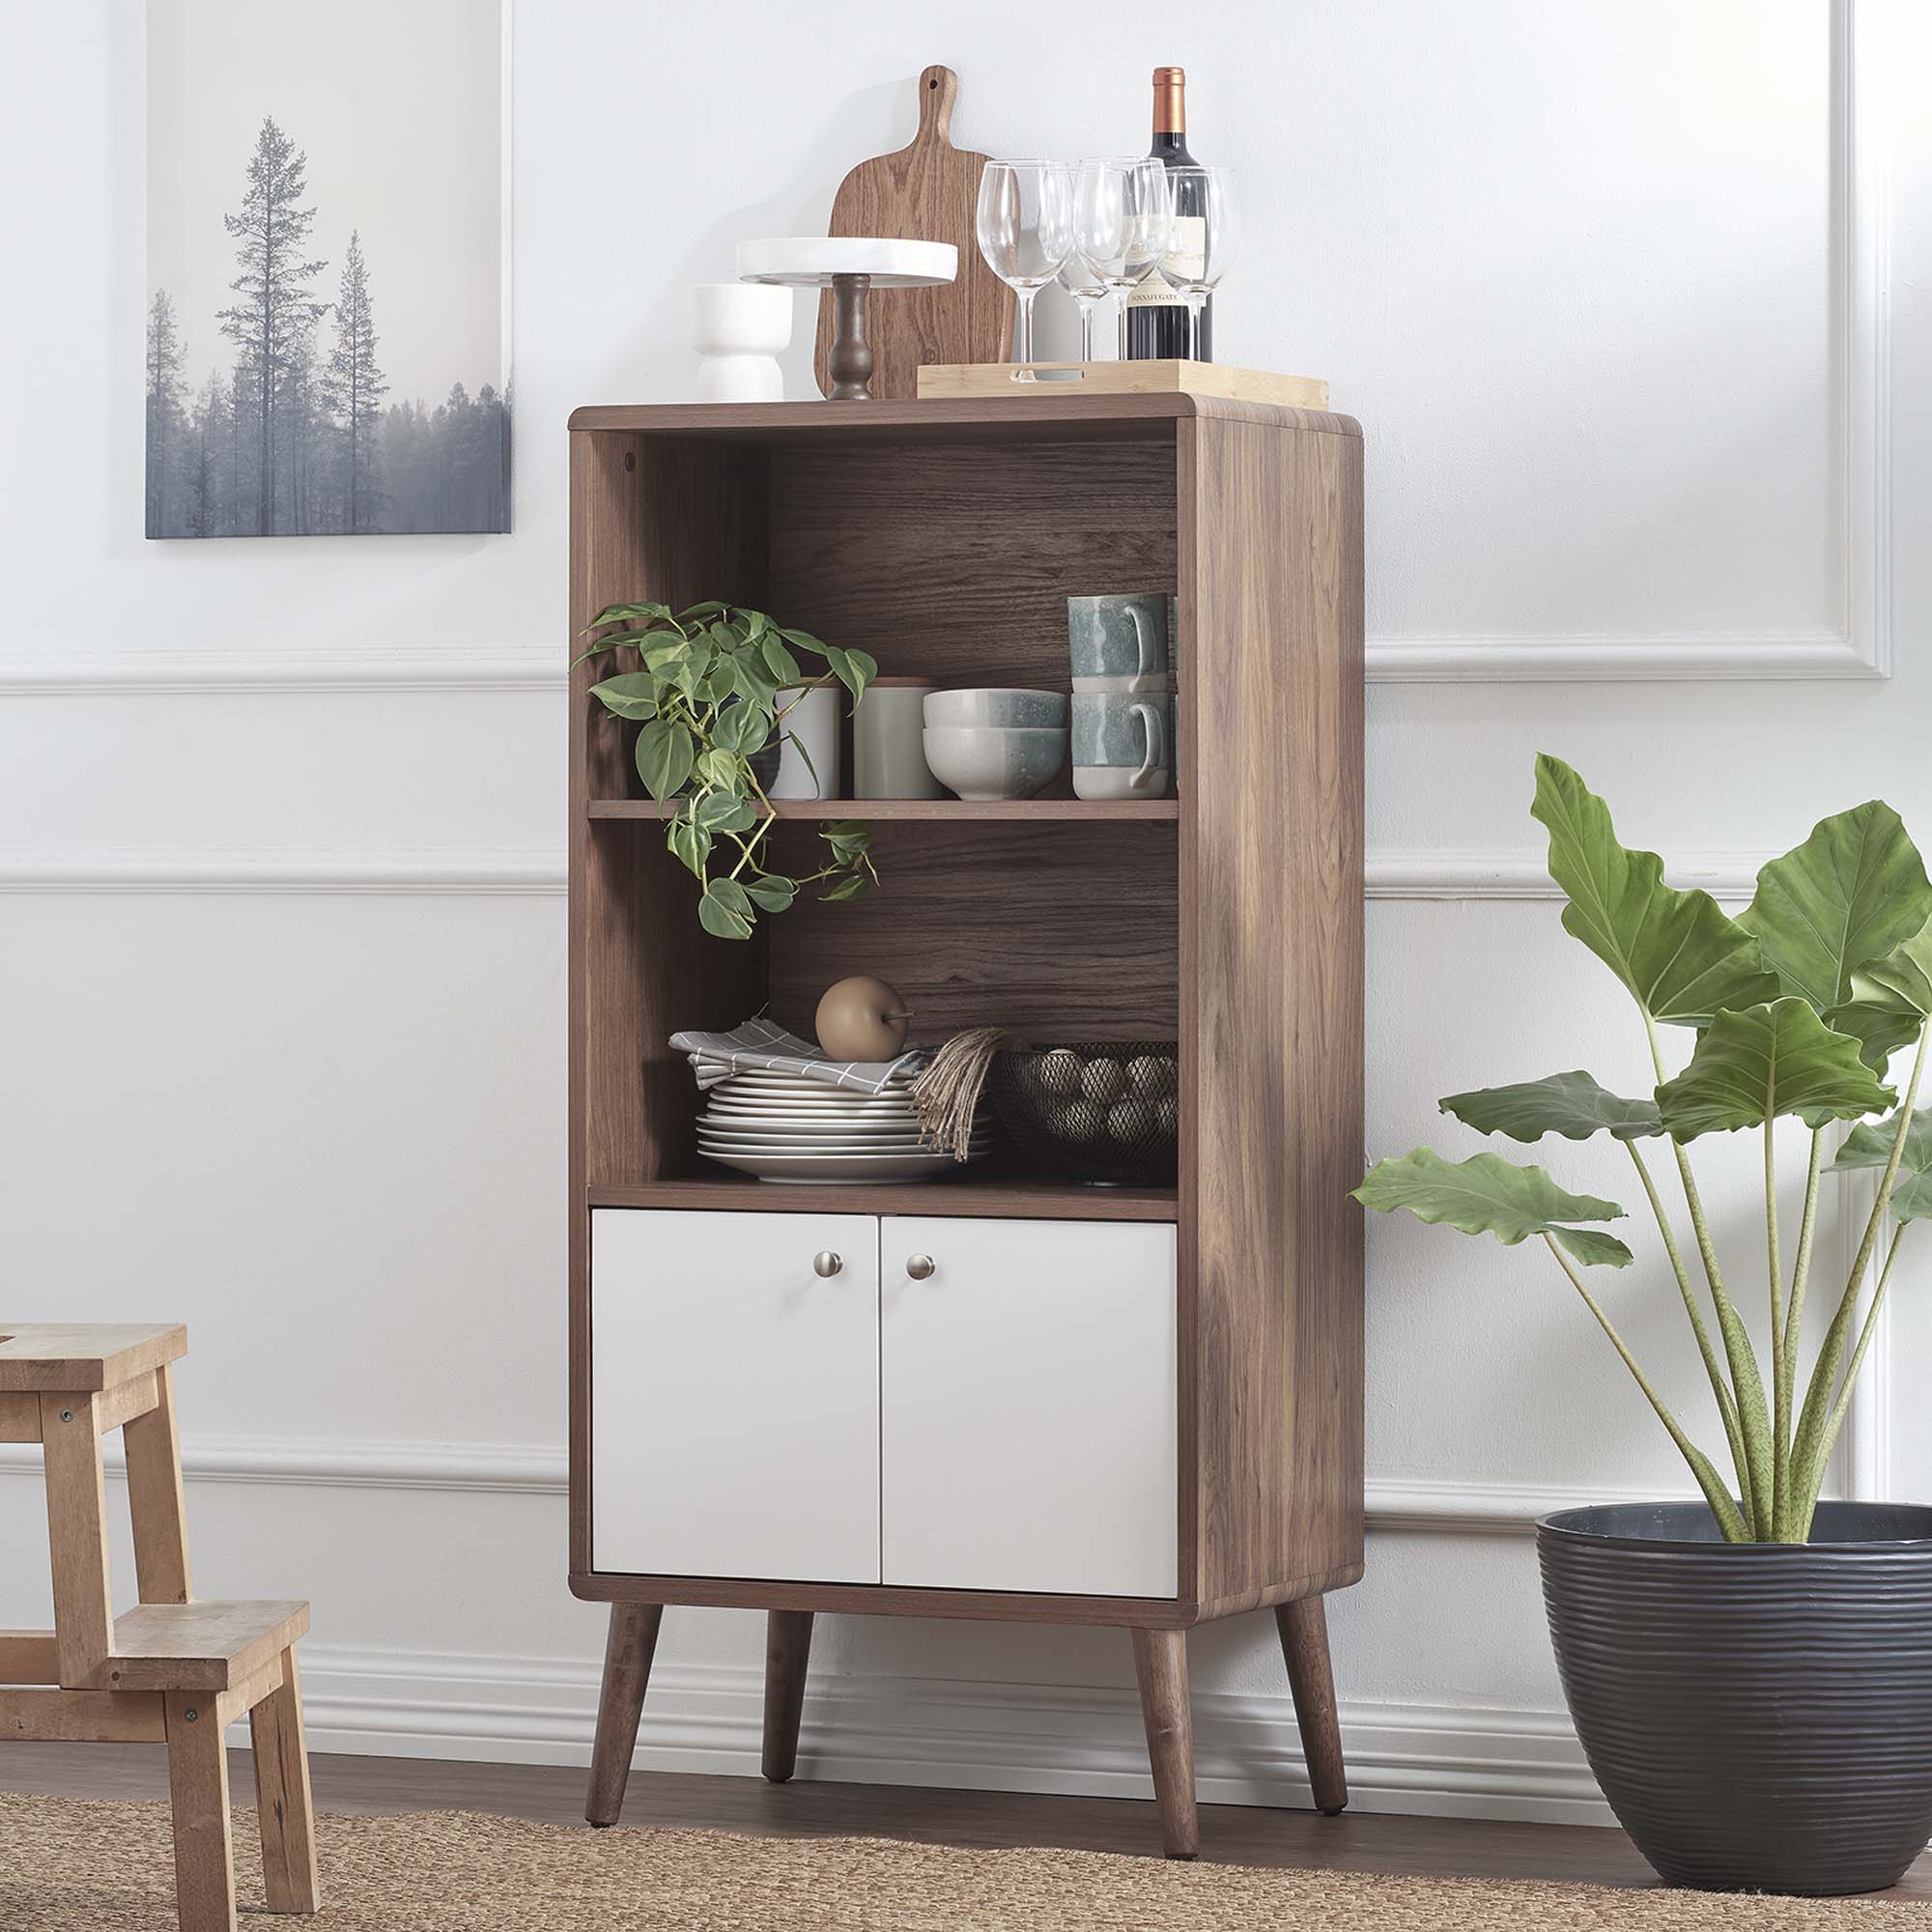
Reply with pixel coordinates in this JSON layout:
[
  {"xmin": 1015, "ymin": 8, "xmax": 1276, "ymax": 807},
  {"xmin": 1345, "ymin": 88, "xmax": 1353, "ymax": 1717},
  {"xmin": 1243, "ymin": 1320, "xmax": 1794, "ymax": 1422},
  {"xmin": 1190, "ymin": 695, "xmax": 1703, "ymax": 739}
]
[{"xmin": 813, "ymin": 66, "xmax": 1013, "ymax": 401}]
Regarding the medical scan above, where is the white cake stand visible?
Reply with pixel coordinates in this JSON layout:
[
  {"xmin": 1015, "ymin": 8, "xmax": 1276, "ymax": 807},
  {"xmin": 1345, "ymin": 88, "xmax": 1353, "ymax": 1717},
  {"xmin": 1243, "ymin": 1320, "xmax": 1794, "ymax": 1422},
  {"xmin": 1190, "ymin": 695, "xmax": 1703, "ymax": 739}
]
[{"xmin": 736, "ymin": 239, "xmax": 957, "ymax": 402}]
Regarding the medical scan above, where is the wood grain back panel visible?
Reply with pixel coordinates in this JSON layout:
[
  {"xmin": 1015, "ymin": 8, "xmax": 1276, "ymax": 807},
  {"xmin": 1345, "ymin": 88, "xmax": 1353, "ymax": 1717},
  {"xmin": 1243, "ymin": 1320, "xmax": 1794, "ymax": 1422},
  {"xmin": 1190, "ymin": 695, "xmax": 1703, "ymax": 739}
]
[
  {"xmin": 1180, "ymin": 412, "xmax": 1364, "ymax": 1606},
  {"xmin": 766, "ymin": 437, "xmax": 1177, "ymax": 691},
  {"xmin": 811, "ymin": 66, "xmax": 1013, "ymax": 400},
  {"xmin": 764, "ymin": 820, "xmax": 1179, "ymax": 1044}
]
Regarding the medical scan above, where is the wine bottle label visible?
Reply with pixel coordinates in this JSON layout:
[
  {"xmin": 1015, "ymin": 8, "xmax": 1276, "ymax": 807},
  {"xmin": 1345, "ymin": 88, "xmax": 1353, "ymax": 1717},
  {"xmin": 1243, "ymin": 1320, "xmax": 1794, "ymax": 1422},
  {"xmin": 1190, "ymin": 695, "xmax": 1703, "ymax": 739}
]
[
  {"xmin": 1129, "ymin": 269, "xmax": 1186, "ymax": 310},
  {"xmin": 1163, "ymin": 215, "xmax": 1207, "ymax": 283}
]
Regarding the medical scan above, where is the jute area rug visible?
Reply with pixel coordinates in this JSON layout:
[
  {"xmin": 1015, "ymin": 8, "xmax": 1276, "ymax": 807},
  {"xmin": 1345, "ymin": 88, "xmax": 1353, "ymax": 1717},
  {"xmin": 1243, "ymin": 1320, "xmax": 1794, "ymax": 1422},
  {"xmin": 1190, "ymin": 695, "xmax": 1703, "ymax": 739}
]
[{"xmin": 2, "ymin": 1793, "xmax": 1927, "ymax": 1931}]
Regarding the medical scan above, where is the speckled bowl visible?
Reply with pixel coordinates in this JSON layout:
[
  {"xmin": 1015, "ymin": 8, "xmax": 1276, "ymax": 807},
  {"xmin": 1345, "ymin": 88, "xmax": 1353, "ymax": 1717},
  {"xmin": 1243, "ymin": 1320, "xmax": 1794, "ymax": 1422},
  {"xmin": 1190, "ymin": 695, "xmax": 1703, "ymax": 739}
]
[
  {"xmin": 923, "ymin": 688, "xmax": 1069, "ymax": 729},
  {"xmin": 923, "ymin": 725, "xmax": 1067, "ymax": 802}
]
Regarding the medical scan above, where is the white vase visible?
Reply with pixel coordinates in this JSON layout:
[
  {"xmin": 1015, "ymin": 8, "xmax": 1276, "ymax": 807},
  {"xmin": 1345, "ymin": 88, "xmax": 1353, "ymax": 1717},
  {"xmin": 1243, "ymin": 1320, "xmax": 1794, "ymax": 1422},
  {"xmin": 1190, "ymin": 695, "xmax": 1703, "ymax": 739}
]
[
  {"xmin": 771, "ymin": 685, "xmax": 840, "ymax": 799},
  {"xmin": 691, "ymin": 283, "xmax": 791, "ymax": 403}
]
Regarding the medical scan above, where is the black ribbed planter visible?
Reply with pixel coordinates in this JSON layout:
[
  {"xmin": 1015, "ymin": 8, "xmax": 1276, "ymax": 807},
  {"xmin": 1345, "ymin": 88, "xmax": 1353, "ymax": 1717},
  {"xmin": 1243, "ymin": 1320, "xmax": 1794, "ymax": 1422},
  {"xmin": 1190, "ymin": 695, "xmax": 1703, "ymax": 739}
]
[{"xmin": 1539, "ymin": 1502, "xmax": 1932, "ymax": 1896}]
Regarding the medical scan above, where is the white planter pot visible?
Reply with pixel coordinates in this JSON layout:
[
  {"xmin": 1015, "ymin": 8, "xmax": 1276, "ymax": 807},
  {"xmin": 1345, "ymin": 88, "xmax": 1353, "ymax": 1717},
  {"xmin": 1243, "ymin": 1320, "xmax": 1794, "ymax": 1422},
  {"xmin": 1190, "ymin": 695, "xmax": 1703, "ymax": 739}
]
[{"xmin": 692, "ymin": 283, "xmax": 791, "ymax": 403}]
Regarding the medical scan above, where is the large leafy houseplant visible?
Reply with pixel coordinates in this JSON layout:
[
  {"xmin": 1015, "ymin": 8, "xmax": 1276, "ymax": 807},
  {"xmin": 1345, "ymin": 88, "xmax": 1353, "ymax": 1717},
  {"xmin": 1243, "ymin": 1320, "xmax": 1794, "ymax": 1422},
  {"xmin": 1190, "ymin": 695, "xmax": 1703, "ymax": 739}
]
[
  {"xmin": 1357, "ymin": 754, "xmax": 1932, "ymax": 1545},
  {"xmin": 576, "ymin": 600, "xmax": 878, "ymax": 940}
]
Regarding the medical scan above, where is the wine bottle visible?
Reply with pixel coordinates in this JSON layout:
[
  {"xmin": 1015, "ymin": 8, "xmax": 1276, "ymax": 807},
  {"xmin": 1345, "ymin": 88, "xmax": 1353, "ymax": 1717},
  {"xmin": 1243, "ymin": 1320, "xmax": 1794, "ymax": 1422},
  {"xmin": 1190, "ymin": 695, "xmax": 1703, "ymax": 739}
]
[{"xmin": 1126, "ymin": 66, "xmax": 1211, "ymax": 362}]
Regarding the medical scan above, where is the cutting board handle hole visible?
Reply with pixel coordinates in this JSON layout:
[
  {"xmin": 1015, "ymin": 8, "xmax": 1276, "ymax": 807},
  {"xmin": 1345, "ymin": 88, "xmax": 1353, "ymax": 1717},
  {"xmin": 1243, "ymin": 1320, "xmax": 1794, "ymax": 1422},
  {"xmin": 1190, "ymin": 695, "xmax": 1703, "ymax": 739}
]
[{"xmin": 1012, "ymin": 366, "xmax": 1086, "ymax": 384}]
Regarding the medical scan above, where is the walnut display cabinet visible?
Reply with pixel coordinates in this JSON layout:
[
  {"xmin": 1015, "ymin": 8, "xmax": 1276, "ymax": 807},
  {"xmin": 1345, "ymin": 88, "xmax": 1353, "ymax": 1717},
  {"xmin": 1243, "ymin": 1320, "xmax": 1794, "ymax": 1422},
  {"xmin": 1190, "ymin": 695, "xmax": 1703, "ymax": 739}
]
[{"xmin": 567, "ymin": 390, "xmax": 1364, "ymax": 1858}]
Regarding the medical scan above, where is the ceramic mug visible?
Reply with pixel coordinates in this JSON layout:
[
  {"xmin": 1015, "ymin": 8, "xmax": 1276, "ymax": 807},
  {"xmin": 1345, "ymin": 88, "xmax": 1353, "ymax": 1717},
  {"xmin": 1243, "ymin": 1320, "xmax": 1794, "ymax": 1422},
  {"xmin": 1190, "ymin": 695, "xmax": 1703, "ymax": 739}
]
[
  {"xmin": 1072, "ymin": 692, "xmax": 1172, "ymax": 801},
  {"xmin": 1067, "ymin": 592, "xmax": 1171, "ymax": 682},
  {"xmin": 854, "ymin": 680, "xmax": 940, "ymax": 799}
]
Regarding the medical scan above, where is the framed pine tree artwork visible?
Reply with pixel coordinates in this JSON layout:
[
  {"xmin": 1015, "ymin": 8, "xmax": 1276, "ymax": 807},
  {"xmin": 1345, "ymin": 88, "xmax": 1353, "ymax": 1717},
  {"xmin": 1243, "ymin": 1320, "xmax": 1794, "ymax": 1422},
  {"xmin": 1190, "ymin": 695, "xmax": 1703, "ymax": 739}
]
[{"xmin": 145, "ymin": 0, "xmax": 510, "ymax": 538}]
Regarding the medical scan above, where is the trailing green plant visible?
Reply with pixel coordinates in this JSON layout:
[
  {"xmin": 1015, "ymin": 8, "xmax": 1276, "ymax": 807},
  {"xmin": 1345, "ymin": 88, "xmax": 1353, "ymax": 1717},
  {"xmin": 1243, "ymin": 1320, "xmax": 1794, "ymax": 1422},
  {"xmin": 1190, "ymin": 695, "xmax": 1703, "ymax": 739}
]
[
  {"xmin": 1356, "ymin": 755, "xmax": 1932, "ymax": 1544},
  {"xmin": 576, "ymin": 600, "xmax": 879, "ymax": 940}
]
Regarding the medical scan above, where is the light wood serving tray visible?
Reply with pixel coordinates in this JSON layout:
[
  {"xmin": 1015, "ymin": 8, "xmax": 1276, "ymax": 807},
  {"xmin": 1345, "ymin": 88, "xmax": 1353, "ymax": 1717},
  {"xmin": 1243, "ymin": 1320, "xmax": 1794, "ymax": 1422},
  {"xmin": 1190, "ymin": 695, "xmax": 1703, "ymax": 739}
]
[{"xmin": 916, "ymin": 360, "xmax": 1330, "ymax": 410}]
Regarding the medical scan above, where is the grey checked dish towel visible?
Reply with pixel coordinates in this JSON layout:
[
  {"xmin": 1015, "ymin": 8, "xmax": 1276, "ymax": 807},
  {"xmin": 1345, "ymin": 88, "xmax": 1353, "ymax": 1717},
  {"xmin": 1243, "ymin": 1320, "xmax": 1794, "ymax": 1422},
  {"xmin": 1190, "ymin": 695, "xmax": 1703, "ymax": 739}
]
[{"xmin": 670, "ymin": 1016, "xmax": 931, "ymax": 1094}]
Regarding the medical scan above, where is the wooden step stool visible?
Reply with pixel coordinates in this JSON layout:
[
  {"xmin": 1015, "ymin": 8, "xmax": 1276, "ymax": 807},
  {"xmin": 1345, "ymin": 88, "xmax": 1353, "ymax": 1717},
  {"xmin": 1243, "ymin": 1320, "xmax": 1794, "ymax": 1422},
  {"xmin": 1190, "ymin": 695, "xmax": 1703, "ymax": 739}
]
[{"xmin": 0, "ymin": 1325, "xmax": 319, "ymax": 1930}]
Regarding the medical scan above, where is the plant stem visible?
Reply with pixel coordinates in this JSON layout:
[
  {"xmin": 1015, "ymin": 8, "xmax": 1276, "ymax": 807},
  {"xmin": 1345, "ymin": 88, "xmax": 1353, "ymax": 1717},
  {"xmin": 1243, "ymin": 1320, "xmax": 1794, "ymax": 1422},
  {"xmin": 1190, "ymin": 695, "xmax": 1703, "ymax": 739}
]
[
  {"xmin": 1797, "ymin": 1225, "xmax": 1906, "ymax": 1539},
  {"xmin": 1625, "ymin": 1140, "xmax": 1750, "ymax": 1507},
  {"xmin": 1765, "ymin": 1116, "xmax": 1784, "ymax": 1526},
  {"xmin": 1542, "ymin": 1236, "xmax": 1748, "ymax": 1542},
  {"xmin": 1775, "ymin": 1128, "xmax": 1826, "ymax": 1536},
  {"xmin": 1646, "ymin": 1013, "xmax": 1772, "ymax": 1538},
  {"xmin": 1786, "ymin": 1021, "xmax": 1930, "ymax": 1531}
]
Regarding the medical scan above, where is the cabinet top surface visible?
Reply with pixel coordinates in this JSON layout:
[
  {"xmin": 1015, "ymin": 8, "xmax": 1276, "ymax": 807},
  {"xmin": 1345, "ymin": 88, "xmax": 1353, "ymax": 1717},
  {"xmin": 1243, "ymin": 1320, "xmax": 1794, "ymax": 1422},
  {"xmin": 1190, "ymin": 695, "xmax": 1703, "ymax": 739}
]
[{"xmin": 567, "ymin": 392, "xmax": 1362, "ymax": 440}]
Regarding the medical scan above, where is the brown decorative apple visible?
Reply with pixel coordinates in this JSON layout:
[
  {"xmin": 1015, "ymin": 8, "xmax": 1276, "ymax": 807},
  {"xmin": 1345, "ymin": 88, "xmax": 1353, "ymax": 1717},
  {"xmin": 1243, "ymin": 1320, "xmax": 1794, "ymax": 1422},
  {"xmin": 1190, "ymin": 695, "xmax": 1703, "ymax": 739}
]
[{"xmin": 815, "ymin": 976, "xmax": 914, "ymax": 1062}]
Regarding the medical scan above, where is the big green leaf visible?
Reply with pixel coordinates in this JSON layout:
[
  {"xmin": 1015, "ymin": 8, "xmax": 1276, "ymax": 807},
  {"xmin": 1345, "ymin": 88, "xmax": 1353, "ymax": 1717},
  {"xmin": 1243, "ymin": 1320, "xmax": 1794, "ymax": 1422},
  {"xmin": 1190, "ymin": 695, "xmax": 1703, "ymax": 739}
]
[
  {"xmin": 1352, "ymin": 1148, "xmax": 1632, "ymax": 1264},
  {"xmin": 1828, "ymin": 1106, "xmax": 1932, "ymax": 1223},
  {"xmin": 1736, "ymin": 802, "xmax": 1931, "ymax": 1012},
  {"xmin": 1822, "ymin": 997, "xmax": 1923, "ymax": 1073},
  {"xmin": 636, "ymin": 719, "xmax": 695, "ymax": 802},
  {"xmin": 1531, "ymin": 755, "xmax": 1777, "ymax": 1026},
  {"xmin": 1852, "ymin": 918, "xmax": 1932, "ymax": 1017},
  {"xmin": 1654, "ymin": 997, "xmax": 1895, "ymax": 1141},
  {"xmin": 1440, "ymin": 1070, "xmax": 1662, "ymax": 1143}
]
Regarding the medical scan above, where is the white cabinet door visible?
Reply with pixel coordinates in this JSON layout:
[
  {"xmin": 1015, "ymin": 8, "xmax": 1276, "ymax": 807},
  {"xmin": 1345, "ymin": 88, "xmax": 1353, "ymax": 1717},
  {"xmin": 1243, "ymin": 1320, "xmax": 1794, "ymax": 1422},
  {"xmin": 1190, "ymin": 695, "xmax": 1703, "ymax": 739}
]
[
  {"xmin": 880, "ymin": 1216, "xmax": 1178, "ymax": 1598},
  {"xmin": 591, "ymin": 1208, "xmax": 881, "ymax": 1583}
]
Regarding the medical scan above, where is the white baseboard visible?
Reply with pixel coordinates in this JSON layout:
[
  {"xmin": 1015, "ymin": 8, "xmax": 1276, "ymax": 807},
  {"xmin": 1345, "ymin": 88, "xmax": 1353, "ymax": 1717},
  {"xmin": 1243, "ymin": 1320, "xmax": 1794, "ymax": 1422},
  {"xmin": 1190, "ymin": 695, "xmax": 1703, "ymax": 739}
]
[{"xmin": 288, "ymin": 1642, "xmax": 1611, "ymax": 1828}]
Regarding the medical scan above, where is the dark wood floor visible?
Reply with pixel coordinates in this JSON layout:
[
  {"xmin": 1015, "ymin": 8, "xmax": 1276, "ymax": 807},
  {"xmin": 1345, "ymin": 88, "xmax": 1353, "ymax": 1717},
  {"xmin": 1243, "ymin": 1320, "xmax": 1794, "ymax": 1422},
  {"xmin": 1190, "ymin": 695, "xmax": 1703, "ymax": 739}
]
[{"xmin": 4, "ymin": 1745, "xmax": 1929, "ymax": 1899}]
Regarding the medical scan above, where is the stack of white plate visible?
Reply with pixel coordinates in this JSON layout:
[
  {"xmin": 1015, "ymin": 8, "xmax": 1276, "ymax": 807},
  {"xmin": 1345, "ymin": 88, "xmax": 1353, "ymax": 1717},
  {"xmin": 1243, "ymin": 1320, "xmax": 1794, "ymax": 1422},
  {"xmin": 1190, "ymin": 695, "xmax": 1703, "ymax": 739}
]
[{"xmin": 697, "ymin": 1068, "xmax": 989, "ymax": 1182}]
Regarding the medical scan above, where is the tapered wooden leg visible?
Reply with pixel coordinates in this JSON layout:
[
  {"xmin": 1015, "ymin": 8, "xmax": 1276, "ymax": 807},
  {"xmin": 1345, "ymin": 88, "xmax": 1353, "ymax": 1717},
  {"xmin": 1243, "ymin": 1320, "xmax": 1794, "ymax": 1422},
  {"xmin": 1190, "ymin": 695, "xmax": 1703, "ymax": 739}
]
[
  {"xmin": 761, "ymin": 1609, "xmax": 814, "ymax": 1783},
  {"xmin": 250, "ymin": 1650, "xmax": 321, "ymax": 1913},
  {"xmin": 1130, "ymin": 1627, "xmax": 1198, "ymax": 1860},
  {"xmin": 1276, "ymin": 1595, "xmax": 1348, "ymax": 1814},
  {"xmin": 165, "ymin": 1690, "xmax": 237, "ymax": 1932},
  {"xmin": 125, "ymin": 1363, "xmax": 193, "ymax": 1605},
  {"xmin": 585, "ymin": 1602, "xmax": 662, "ymax": 1827}
]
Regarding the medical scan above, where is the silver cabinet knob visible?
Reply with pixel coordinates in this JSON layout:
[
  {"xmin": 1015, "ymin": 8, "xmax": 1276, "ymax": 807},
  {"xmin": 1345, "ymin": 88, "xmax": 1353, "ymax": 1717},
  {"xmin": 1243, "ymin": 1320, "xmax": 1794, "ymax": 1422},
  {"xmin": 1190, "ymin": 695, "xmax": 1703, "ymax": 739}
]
[
  {"xmin": 812, "ymin": 1251, "xmax": 843, "ymax": 1278},
  {"xmin": 905, "ymin": 1254, "xmax": 936, "ymax": 1281}
]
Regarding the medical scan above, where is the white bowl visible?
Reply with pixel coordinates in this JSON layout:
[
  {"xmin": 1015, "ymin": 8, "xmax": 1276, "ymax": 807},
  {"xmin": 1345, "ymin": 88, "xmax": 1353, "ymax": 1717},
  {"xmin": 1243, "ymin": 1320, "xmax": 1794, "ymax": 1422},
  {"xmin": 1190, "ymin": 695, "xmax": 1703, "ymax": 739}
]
[
  {"xmin": 923, "ymin": 725, "xmax": 1067, "ymax": 802},
  {"xmin": 923, "ymin": 688, "xmax": 1068, "ymax": 729}
]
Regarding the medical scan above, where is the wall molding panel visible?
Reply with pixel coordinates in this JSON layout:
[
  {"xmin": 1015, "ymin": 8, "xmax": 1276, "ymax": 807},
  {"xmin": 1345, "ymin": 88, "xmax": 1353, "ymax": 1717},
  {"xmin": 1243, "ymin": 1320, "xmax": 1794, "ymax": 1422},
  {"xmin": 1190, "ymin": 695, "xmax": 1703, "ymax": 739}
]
[
  {"xmin": 284, "ymin": 1641, "xmax": 1609, "ymax": 1825},
  {"xmin": 0, "ymin": 1431, "xmax": 1691, "ymax": 1539},
  {"xmin": 0, "ymin": 849, "xmax": 1769, "ymax": 900}
]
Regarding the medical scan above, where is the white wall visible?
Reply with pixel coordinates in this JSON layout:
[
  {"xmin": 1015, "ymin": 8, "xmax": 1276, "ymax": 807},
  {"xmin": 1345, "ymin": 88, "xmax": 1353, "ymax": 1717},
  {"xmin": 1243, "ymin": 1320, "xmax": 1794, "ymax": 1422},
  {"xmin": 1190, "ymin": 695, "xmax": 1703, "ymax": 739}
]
[{"xmin": 2, "ymin": 0, "xmax": 1926, "ymax": 1824}]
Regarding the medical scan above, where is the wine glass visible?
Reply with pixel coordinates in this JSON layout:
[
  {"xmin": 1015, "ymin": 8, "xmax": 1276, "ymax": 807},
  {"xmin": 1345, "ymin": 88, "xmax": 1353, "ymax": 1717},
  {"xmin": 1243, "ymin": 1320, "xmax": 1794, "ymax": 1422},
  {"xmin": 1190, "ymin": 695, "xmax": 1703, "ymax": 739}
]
[
  {"xmin": 1057, "ymin": 253, "xmax": 1111, "ymax": 362},
  {"xmin": 1160, "ymin": 167, "xmax": 1237, "ymax": 361},
  {"xmin": 977, "ymin": 161, "xmax": 1074, "ymax": 365},
  {"xmin": 1070, "ymin": 157, "xmax": 1173, "ymax": 359}
]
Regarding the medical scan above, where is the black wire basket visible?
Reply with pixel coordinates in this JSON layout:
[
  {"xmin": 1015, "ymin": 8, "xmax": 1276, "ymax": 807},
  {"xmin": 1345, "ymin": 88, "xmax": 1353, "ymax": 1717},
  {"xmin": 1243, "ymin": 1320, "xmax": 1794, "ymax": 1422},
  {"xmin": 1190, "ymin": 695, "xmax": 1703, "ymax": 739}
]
[{"xmin": 988, "ymin": 1041, "xmax": 1180, "ymax": 1186}]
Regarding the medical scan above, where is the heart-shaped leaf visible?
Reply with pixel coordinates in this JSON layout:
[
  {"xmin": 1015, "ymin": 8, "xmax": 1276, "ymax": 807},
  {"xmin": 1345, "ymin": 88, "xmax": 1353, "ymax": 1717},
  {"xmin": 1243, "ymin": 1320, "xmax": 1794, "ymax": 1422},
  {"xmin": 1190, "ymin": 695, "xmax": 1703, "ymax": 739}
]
[
  {"xmin": 818, "ymin": 870, "xmax": 872, "ymax": 904},
  {"xmin": 1737, "ymin": 802, "xmax": 1931, "ymax": 1012},
  {"xmin": 697, "ymin": 880, "xmax": 753, "ymax": 940},
  {"xmin": 1351, "ymin": 1148, "xmax": 1631, "ymax": 1262},
  {"xmin": 711, "ymin": 698, "xmax": 772, "ymax": 757},
  {"xmin": 667, "ymin": 812, "xmax": 712, "ymax": 878},
  {"xmin": 693, "ymin": 789, "xmax": 757, "ymax": 835},
  {"xmin": 760, "ymin": 636, "xmax": 801, "ymax": 686},
  {"xmin": 589, "ymin": 600, "xmax": 673, "ymax": 628},
  {"xmin": 1531, "ymin": 755, "xmax": 1777, "ymax": 1027},
  {"xmin": 636, "ymin": 718, "xmax": 695, "ymax": 802},
  {"xmin": 745, "ymin": 874, "xmax": 797, "ymax": 913},
  {"xmin": 1654, "ymin": 997, "xmax": 1895, "ymax": 1141},
  {"xmin": 1440, "ymin": 1070, "xmax": 1663, "ymax": 1143},
  {"xmin": 588, "ymin": 672, "xmax": 660, "ymax": 722}
]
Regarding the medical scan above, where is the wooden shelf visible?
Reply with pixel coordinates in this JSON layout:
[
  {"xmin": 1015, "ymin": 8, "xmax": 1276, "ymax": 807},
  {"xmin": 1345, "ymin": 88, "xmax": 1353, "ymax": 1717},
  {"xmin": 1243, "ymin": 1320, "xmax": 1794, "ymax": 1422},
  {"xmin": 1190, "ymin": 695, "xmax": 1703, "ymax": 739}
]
[
  {"xmin": 587, "ymin": 797, "xmax": 1179, "ymax": 823},
  {"xmin": 588, "ymin": 1177, "xmax": 1179, "ymax": 1223}
]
